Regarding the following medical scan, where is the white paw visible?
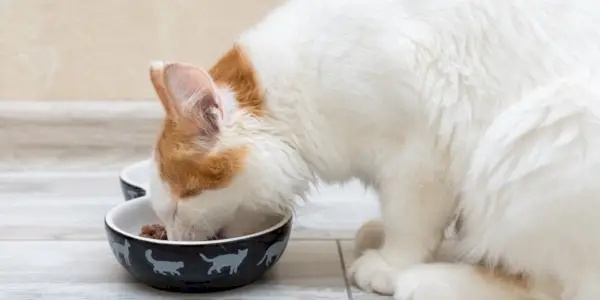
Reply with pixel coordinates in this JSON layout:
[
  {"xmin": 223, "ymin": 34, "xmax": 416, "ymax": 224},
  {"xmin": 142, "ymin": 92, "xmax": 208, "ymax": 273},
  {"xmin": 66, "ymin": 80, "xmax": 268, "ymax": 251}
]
[
  {"xmin": 348, "ymin": 249, "xmax": 397, "ymax": 295},
  {"xmin": 393, "ymin": 264, "xmax": 474, "ymax": 300}
]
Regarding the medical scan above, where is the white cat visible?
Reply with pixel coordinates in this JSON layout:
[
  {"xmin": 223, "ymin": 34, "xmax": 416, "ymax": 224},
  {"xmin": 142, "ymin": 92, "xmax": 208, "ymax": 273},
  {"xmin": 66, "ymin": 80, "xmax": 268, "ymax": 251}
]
[{"xmin": 146, "ymin": 0, "xmax": 600, "ymax": 299}]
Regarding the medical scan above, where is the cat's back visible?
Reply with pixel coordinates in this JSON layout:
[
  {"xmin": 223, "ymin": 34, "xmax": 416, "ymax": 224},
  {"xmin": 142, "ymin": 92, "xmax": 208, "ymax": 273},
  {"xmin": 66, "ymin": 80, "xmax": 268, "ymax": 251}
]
[
  {"xmin": 241, "ymin": 0, "xmax": 600, "ymax": 91},
  {"xmin": 241, "ymin": 0, "xmax": 600, "ymax": 79},
  {"xmin": 238, "ymin": 0, "xmax": 600, "ymax": 136},
  {"xmin": 239, "ymin": 0, "xmax": 410, "ymax": 54}
]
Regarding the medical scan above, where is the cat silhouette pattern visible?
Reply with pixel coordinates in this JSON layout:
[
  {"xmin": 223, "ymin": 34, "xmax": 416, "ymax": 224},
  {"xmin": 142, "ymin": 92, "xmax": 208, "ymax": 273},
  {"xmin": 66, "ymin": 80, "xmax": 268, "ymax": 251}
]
[
  {"xmin": 110, "ymin": 238, "xmax": 131, "ymax": 266},
  {"xmin": 257, "ymin": 240, "xmax": 286, "ymax": 266},
  {"xmin": 145, "ymin": 249, "xmax": 185, "ymax": 276},
  {"xmin": 199, "ymin": 249, "xmax": 249, "ymax": 275}
]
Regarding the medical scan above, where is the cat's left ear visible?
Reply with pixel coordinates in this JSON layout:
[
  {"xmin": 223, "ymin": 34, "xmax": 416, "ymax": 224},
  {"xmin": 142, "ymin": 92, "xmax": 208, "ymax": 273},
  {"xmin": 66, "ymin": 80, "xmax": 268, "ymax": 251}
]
[{"xmin": 149, "ymin": 61, "xmax": 223, "ymax": 137}]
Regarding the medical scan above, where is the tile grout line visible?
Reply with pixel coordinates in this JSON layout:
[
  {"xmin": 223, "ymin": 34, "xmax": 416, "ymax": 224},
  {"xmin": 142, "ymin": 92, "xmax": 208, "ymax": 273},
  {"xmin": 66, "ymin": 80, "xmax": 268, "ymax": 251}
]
[{"xmin": 336, "ymin": 240, "xmax": 354, "ymax": 300}]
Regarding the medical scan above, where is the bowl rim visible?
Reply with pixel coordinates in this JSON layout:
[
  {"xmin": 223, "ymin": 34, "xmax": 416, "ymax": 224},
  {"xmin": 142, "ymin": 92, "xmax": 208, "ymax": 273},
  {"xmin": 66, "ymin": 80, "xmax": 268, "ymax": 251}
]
[
  {"xmin": 105, "ymin": 196, "xmax": 293, "ymax": 246},
  {"xmin": 119, "ymin": 159, "xmax": 150, "ymax": 189}
]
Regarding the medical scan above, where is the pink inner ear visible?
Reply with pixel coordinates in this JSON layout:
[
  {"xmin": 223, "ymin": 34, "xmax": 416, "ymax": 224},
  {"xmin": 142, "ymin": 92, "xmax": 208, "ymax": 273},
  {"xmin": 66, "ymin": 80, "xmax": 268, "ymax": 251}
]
[
  {"xmin": 164, "ymin": 64, "xmax": 217, "ymax": 109},
  {"xmin": 162, "ymin": 63, "xmax": 223, "ymax": 135}
]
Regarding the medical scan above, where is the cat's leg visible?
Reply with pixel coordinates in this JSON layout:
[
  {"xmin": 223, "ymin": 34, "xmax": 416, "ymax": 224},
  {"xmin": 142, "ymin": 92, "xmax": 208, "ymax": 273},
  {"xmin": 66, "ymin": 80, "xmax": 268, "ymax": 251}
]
[
  {"xmin": 457, "ymin": 79, "xmax": 600, "ymax": 300},
  {"xmin": 392, "ymin": 263, "xmax": 550, "ymax": 300},
  {"xmin": 349, "ymin": 138, "xmax": 456, "ymax": 295},
  {"xmin": 353, "ymin": 219, "xmax": 384, "ymax": 258},
  {"xmin": 354, "ymin": 219, "xmax": 461, "ymax": 263}
]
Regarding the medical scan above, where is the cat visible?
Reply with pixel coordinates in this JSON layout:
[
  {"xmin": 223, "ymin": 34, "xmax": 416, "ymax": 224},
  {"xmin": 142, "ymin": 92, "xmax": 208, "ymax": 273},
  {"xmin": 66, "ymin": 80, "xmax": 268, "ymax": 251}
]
[
  {"xmin": 146, "ymin": 0, "xmax": 600, "ymax": 299},
  {"xmin": 199, "ymin": 249, "xmax": 248, "ymax": 275},
  {"xmin": 144, "ymin": 249, "xmax": 184, "ymax": 276},
  {"xmin": 111, "ymin": 238, "xmax": 131, "ymax": 266},
  {"xmin": 257, "ymin": 240, "xmax": 286, "ymax": 267}
]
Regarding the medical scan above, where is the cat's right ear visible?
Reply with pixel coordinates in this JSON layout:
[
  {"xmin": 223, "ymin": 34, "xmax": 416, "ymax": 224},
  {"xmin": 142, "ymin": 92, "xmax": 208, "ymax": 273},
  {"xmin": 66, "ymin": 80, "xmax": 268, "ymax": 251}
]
[{"xmin": 149, "ymin": 61, "xmax": 222, "ymax": 137}]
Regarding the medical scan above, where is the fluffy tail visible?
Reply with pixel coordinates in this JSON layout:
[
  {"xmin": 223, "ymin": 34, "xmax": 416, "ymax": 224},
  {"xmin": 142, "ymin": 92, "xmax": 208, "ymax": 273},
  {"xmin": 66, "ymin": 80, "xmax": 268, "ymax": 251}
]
[
  {"xmin": 356, "ymin": 220, "xmax": 557, "ymax": 300},
  {"xmin": 144, "ymin": 249, "xmax": 156, "ymax": 263},
  {"xmin": 199, "ymin": 253, "xmax": 213, "ymax": 262},
  {"xmin": 394, "ymin": 263, "xmax": 557, "ymax": 300}
]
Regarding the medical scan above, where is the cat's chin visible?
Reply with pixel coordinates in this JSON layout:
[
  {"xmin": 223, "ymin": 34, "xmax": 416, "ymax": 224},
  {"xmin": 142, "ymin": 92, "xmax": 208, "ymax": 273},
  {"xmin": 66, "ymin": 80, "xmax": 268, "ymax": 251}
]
[
  {"xmin": 207, "ymin": 229, "xmax": 226, "ymax": 241},
  {"xmin": 220, "ymin": 212, "xmax": 283, "ymax": 238},
  {"xmin": 163, "ymin": 226, "xmax": 225, "ymax": 242},
  {"xmin": 164, "ymin": 211, "xmax": 282, "ymax": 241}
]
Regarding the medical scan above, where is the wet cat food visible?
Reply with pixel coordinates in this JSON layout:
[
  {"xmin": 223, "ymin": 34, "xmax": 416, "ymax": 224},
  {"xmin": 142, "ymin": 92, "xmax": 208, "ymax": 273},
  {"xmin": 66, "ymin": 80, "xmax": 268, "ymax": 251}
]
[
  {"xmin": 140, "ymin": 224, "xmax": 168, "ymax": 240},
  {"xmin": 139, "ymin": 224, "xmax": 223, "ymax": 240}
]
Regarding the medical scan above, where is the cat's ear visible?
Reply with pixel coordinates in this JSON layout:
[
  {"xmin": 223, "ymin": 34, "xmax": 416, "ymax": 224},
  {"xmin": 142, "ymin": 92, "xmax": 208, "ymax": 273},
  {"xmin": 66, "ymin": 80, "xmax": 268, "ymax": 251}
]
[{"xmin": 149, "ymin": 61, "xmax": 222, "ymax": 137}]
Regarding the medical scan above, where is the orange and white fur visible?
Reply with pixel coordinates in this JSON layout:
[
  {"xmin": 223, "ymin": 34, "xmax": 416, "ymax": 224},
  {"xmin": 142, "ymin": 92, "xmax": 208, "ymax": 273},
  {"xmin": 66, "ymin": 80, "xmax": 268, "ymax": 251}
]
[{"xmin": 146, "ymin": 0, "xmax": 600, "ymax": 299}]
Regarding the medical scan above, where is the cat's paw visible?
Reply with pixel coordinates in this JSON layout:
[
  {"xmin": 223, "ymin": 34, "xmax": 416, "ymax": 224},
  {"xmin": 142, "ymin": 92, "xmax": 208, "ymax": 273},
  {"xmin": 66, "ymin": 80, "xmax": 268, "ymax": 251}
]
[
  {"xmin": 393, "ymin": 264, "xmax": 484, "ymax": 300},
  {"xmin": 348, "ymin": 249, "xmax": 397, "ymax": 295}
]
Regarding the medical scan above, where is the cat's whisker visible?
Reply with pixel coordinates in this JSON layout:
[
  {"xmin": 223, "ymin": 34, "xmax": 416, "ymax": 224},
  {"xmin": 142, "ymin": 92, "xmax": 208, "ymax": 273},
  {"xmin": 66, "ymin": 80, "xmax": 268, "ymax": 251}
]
[
  {"xmin": 185, "ymin": 209, "xmax": 220, "ymax": 241},
  {"xmin": 197, "ymin": 218, "xmax": 227, "ymax": 251}
]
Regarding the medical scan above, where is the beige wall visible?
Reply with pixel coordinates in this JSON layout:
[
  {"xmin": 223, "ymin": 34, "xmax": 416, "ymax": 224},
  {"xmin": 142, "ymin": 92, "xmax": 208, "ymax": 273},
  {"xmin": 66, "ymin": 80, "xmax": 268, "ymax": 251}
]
[{"xmin": 0, "ymin": 0, "xmax": 280, "ymax": 100}]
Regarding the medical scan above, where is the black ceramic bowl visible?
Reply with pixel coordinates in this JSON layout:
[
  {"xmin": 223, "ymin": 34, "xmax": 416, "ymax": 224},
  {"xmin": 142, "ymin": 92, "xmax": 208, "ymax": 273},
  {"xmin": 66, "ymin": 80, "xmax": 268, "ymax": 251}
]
[
  {"xmin": 104, "ymin": 196, "xmax": 292, "ymax": 293},
  {"xmin": 119, "ymin": 160, "xmax": 149, "ymax": 201}
]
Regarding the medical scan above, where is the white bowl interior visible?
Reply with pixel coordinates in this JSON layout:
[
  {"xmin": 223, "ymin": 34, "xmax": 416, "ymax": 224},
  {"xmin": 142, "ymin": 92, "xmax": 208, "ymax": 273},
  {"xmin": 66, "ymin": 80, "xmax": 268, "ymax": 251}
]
[
  {"xmin": 120, "ymin": 159, "xmax": 151, "ymax": 191},
  {"xmin": 105, "ymin": 196, "xmax": 292, "ymax": 245},
  {"xmin": 108, "ymin": 196, "xmax": 160, "ymax": 236}
]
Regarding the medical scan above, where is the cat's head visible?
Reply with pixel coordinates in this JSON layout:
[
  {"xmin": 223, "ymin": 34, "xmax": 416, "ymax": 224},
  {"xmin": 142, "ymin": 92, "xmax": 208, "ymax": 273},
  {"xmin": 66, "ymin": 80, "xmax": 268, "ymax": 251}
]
[
  {"xmin": 238, "ymin": 249, "xmax": 248, "ymax": 256},
  {"xmin": 146, "ymin": 47, "xmax": 311, "ymax": 241}
]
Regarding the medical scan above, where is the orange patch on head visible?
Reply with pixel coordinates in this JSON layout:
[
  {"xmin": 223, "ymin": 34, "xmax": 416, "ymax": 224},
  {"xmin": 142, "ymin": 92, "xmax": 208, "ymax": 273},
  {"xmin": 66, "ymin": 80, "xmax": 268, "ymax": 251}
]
[
  {"xmin": 209, "ymin": 45, "xmax": 265, "ymax": 116},
  {"xmin": 156, "ymin": 126, "xmax": 248, "ymax": 198},
  {"xmin": 149, "ymin": 60, "xmax": 249, "ymax": 199}
]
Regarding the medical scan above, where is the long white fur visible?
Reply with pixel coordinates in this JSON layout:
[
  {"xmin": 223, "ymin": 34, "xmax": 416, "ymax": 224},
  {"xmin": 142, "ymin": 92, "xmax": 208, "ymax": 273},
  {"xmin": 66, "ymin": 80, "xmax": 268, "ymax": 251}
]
[{"xmin": 149, "ymin": 0, "xmax": 600, "ymax": 299}]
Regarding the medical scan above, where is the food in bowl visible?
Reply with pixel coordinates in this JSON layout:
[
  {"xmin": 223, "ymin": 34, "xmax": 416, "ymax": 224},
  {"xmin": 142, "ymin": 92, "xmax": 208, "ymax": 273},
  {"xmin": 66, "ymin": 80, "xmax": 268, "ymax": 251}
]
[
  {"xmin": 140, "ymin": 224, "xmax": 168, "ymax": 240},
  {"xmin": 105, "ymin": 196, "xmax": 292, "ymax": 293},
  {"xmin": 139, "ymin": 224, "xmax": 225, "ymax": 241}
]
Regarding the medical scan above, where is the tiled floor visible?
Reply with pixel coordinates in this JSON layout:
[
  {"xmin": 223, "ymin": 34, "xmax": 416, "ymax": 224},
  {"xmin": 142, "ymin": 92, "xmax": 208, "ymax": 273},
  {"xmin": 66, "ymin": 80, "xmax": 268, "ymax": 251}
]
[
  {"xmin": 0, "ymin": 170, "xmax": 387, "ymax": 299},
  {"xmin": 339, "ymin": 241, "xmax": 390, "ymax": 300},
  {"xmin": 0, "ymin": 100, "xmax": 387, "ymax": 298}
]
